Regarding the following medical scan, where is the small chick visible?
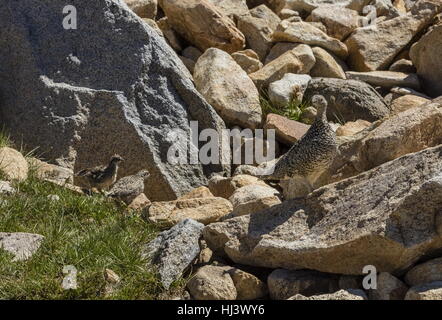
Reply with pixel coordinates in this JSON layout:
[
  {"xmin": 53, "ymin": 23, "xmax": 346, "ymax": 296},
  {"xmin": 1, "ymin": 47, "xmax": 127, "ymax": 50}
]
[
  {"xmin": 75, "ymin": 155, "xmax": 124, "ymax": 192},
  {"xmin": 108, "ymin": 169, "xmax": 150, "ymax": 204}
]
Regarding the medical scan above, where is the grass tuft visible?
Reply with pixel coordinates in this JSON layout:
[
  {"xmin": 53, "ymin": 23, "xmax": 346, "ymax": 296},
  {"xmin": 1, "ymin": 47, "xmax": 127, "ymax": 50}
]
[
  {"xmin": 0, "ymin": 171, "xmax": 167, "ymax": 300},
  {"xmin": 0, "ymin": 128, "xmax": 11, "ymax": 149},
  {"xmin": 260, "ymin": 90, "xmax": 312, "ymax": 123}
]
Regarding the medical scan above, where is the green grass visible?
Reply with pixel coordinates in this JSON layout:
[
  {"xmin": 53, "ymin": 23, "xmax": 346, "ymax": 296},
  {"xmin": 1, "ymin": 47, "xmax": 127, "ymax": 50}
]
[
  {"xmin": 0, "ymin": 168, "xmax": 170, "ymax": 300},
  {"xmin": 260, "ymin": 91, "xmax": 312, "ymax": 123},
  {"xmin": 0, "ymin": 128, "xmax": 12, "ymax": 148}
]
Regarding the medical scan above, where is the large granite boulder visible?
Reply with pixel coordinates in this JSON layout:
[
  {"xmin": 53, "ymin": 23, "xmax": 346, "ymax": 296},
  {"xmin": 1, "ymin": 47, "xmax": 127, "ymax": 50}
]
[
  {"xmin": 410, "ymin": 24, "xmax": 442, "ymax": 97},
  {"xmin": 321, "ymin": 98, "xmax": 442, "ymax": 185},
  {"xmin": 304, "ymin": 78, "xmax": 389, "ymax": 122},
  {"xmin": 203, "ymin": 145, "xmax": 442, "ymax": 275},
  {"xmin": 345, "ymin": 0, "xmax": 441, "ymax": 71},
  {"xmin": 237, "ymin": 5, "xmax": 281, "ymax": 61},
  {"xmin": 142, "ymin": 219, "xmax": 204, "ymax": 289},
  {"xmin": 0, "ymin": 233, "xmax": 45, "ymax": 262},
  {"xmin": 272, "ymin": 21, "xmax": 348, "ymax": 59},
  {"xmin": 158, "ymin": 0, "xmax": 245, "ymax": 53},
  {"xmin": 284, "ymin": 0, "xmax": 372, "ymax": 14},
  {"xmin": 0, "ymin": 0, "xmax": 230, "ymax": 201},
  {"xmin": 194, "ymin": 48, "xmax": 263, "ymax": 129}
]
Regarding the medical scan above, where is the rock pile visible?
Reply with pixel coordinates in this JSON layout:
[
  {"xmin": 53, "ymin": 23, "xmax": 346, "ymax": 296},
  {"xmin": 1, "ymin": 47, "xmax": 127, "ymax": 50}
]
[{"xmin": 1, "ymin": 0, "xmax": 442, "ymax": 300}]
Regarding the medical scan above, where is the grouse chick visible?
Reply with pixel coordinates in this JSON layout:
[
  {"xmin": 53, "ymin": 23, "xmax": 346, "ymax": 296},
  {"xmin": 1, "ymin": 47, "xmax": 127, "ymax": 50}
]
[
  {"xmin": 108, "ymin": 169, "xmax": 150, "ymax": 204},
  {"xmin": 74, "ymin": 155, "xmax": 124, "ymax": 191}
]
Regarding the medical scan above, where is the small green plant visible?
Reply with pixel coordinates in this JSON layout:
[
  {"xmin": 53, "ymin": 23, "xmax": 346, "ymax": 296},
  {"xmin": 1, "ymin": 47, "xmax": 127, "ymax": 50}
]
[
  {"xmin": 260, "ymin": 90, "xmax": 312, "ymax": 123},
  {"xmin": 0, "ymin": 128, "xmax": 11, "ymax": 148}
]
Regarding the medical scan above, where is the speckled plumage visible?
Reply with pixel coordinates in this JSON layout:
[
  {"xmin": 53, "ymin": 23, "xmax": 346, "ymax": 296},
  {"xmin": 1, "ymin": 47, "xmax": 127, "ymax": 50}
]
[
  {"xmin": 75, "ymin": 155, "xmax": 124, "ymax": 191},
  {"xmin": 264, "ymin": 95, "xmax": 338, "ymax": 186},
  {"xmin": 108, "ymin": 169, "xmax": 150, "ymax": 204}
]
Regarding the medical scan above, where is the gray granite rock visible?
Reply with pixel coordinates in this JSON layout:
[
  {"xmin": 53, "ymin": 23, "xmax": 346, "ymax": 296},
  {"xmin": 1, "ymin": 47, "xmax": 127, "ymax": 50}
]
[
  {"xmin": 142, "ymin": 219, "xmax": 204, "ymax": 289},
  {"xmin": 0, "ymin": 0, "xmax": 230, "ymax": 201},
  {"xmin": 304, "ymin": 78, "xmax": 389, "ymax": 122},
  {"xmin": 0, "ymin": 233, "xmax": 45, "ymax": 261}
]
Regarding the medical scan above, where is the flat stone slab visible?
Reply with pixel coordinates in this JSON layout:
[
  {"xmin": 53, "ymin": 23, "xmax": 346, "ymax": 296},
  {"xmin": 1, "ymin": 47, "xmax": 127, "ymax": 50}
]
[
  {"xmin": 0, "ymin": 232, "xmax": 44, "ymax": 261},
  {"xmin": 346, "ymin": 71, "xmax": 421, "ymax": 90}
]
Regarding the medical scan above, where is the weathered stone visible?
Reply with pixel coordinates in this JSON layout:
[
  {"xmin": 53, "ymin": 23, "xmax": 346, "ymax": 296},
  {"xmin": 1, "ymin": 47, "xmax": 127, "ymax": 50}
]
[
  {"xmin": 279, "ymin": 8, "xmax": 300, "ymax": 19},
  {"xmin": 346, "ymin": 71, "xmax": 421, "ymax": 90},
  {"xmin": 208, "ymin": 0, "xmax": 250, "ymax": 21},
  {"xmin": 405, "ymin": 281, "xmax": 442, "ymax": 300},
  {"xmin": 279, "ymin": 176, "xmax": 316, "ymax": 199},
  {"xmin": 228, "ymin": 184, "xmax": 281, "ymax": 217},
  {"xmin": 182, "ymin": 46, "xmax": 203, "ymax": 62},
  {"xmin": 197, "ymin": 241, "xmax": 214, "ymax": 265},
  {"xmin": 237, "ymin": 5, "xmax": 281, "ymax": 60},
  {"xmin": 389, "ymin": 59, "xmax": 416, "ymax": 73},
  {"xmin": 194, "ymin": 48, "xmax": 262, "ymax": 129},
  {"xmin": 179, "ymin": 56, "xmax": 196, "ymax": 74},
  {"xmin": 187, "ymin": 265, "xmax": 238, "ymax": 300},
  {"xmin": 248, "ymin": 0, "xmax": 286, "ymax": 13},
  {"xmin": 372, "ymin": 0, "xmax": 402, "ymax": 18},
  {"xmin": 300, "ymin": 106, "xmax": 317, "ymax": 124},
  {"xmin": 0, "ymin": 232, "xmax": 44, "ymax": 262},
  {"xmin": 127, "ymin": 193, "xmax": 151, "ymax": 211},
  {"xmin": 159, "ymin": 0, "xmax": 245, "ymax": 53},
  {"xmin": 29, "ymin": 158, "xmax": 73, "ymax": 184},
  {"xmin": 323, "ymin": 98, "xmax": 442, "ymax": 184},
  {"xmin": 229, "ymin": 268, "xmax": 268, "ymax": 300},
  {"xmin": 249, "ymin": 45, "xmax": 315, "ymax": 90},
  {"xmin": 391, "ymin": 86, "xmax": 431, "ymax": 98},
  {"xmin": 233, "ymin": 156, "xmax": 280, "ymax": 178},
  {"xmin": 148, "ymin": 197, "xmax": 233, "ymax": 227},
  {"xmin": 156, "ymin": 17, "xmax": 184, "ymax": 51},
  {"xmin": 405, "ymin": 257, "xmax": 442, "ymax": 286},
  {"xmin": 208, "ymin": 174, "xmax": 268, "ymax": 199},
  {"xmin": 124, "ymin": 0, "xmax": 157, "ymax": 19},
  {"xmin": 273, "ymin": 21, "xmax": 348, "ymax": 58},
  {"xmin": 142, "ymin": 219, "xmax": 204, "ymax": 289},
  {"xmin": 45, "ymin": 179, "xmax": 84, "ymax": 195},
  {"xmin": 232, "ymin": 50, "xmax": 263, "ymax": 74},
  {"xmin": 268, "ymin": 269, "xmax": 339, "ymax": 299},
  {"xmin": 336, "ymin": 120, "xmax": 371, "ymax": 137},
  {"xmin": 369, "ymin": 272, "xmax": 409, "ymax": 300},
  {"xmin": 203, "ymin": 145, "xmax": 442, "ymax": 275},
  {"xmin": 0, "ymin": 147, "xmax": 28, "ymax": 182},
  {"xmin": 264, "ymin": 114, "xmax": 310, "ymax": 145},
  {"xmin": 265, "ymin": 42, "xmax": 300, "ymax": 64},
  {"xmin": 284, "ymin": 0, "xmax": 372, "ymax": 14},
  {"xmin": 102, "ymin": 268, "xmax": 121, "ymax": 296},
  {"xmin": 410, "ymin": 24, "xmax": 442, "ymax": 97},
  {"xmin": 306, "ymin": 21, "xmax": 328, "ymax": 33},
  {"xmin": 389, "ymin": 94, "xmax": 429, "ymax": 115},
  {"xmin": 304, "ymin": 78, "xmax": 389, "ymax": 122},
  {"xmin": 345, "ymin": 0, "xmax": 441, "ymax": 71},
  {"xmin": 310, "ymin": 47, "xmax": 347, "ymax": 79},
  {"xmin": 310, "ymin": 5, "xmax": 360, "ymax": 40},
  {"xmin": 289, "ymin": 289, "xmax": 367, "ymax": 300},
  {"xmin": 394, "ymin": 0, "xmax": 408, "ymax": 12},
  {"xmin": 142, "ymin": 18, "xmax": 164, "ymax": 37},
  {"xmin": 268, "ymin": 74, "xmax": 311, "ymax": 107},
  {"xmin": 0, "ymin": 0, "xmax": 230, "ymax": 202},
  {"xmin": 179, "ymin": 186, "xmax": 214, "ymax": 200},
  {"xmin": 403, "ymin": 0, "xmax": 418, "ymax": 10},
  {"xmin": 0, "ymin": 181, "xmax": 15, "ymax": 195},
  {"xmin": 338, "ymin": 275, "xmax": 363, "ymax": 290},
  {"xmin": 104, "ymin": 268, "xmax": 121, "ymax": 284}
]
